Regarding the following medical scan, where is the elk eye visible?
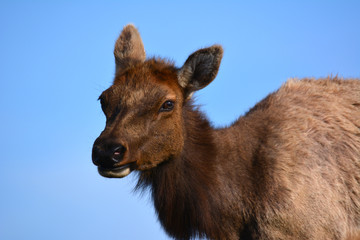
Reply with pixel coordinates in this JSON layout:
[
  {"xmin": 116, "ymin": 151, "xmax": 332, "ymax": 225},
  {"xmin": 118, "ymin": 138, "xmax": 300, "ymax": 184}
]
[{"xmin": 160, "ymin": 100, "xmax": 175, "ymax": 112}]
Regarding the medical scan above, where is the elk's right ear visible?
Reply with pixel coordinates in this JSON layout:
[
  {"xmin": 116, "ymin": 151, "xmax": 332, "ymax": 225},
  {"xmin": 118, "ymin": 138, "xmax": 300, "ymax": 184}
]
[
  {"xmin": 178, "ymin": 45, "xmax": 223, "ymax": 100},
  {"xmin": 114, "ymin": 24, "xmax": 146, "ymax": 72}
]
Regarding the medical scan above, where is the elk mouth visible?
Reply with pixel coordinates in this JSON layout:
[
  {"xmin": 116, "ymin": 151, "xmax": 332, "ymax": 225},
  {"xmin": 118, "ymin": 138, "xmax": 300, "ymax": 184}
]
[{"xmin": 98, "ymin": 163, "xmax": 135, "ymax": 178}]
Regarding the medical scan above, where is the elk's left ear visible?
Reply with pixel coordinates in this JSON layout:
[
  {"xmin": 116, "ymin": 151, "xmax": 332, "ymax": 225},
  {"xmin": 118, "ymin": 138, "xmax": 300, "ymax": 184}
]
[{"xmin": 178, "ymin": 45, "xmax": 223, "ymax": 99}]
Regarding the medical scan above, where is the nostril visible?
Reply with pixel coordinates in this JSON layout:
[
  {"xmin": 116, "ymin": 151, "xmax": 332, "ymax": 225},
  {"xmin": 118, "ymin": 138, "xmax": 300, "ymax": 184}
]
[{"xmin": 112, "ymin": 145, "xmax": 126, "ymax": 163}]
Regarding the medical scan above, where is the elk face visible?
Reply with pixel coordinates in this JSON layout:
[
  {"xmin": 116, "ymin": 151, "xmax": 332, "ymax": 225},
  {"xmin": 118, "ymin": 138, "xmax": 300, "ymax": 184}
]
[
  {"xmin": 92, "ymin": 24, "xmax": 223, "ymax": 178},
  {"xmin": 92, "ymin": 61, "xmax": 185, "ymax": 178}
]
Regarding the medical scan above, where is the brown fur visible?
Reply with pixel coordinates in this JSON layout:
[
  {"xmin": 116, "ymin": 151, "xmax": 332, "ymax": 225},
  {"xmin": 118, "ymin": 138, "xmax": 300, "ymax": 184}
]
[
  {"xmin": 347, "ymin": 233, "xmax": 360, "ymax": 240},
  {"xmin": 92, "ymin": 24, "xmax": 360, "ymax": 239}
]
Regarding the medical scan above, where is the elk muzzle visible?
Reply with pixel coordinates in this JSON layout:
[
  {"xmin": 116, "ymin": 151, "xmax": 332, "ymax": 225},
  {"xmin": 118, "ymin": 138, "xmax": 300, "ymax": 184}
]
[{"xmin": 92, "ymin": 139, "xmax": 135, "ymax": 178}]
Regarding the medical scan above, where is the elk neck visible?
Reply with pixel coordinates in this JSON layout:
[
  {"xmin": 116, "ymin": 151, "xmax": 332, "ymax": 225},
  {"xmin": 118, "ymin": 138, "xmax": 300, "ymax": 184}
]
[{"xmin": 137, "ymin": 101, "xmax": 257, "ymax": 239}]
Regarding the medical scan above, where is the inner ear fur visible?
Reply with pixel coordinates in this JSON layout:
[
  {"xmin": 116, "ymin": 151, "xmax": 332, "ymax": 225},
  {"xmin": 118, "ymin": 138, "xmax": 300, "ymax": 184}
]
[
  {"xmin": 114, "ymin": 24, "xmax": 146, "ymax": 72},
  {"xmin": 178, "ymin": 45, "xmax": 223, "ymax": 98}
]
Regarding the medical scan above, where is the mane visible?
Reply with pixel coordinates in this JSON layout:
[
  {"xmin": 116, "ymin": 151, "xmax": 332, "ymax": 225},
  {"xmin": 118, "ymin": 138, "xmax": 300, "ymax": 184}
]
[{"xmin": 135, "ymin": 101, "xmax": 222, "ymax": 239}]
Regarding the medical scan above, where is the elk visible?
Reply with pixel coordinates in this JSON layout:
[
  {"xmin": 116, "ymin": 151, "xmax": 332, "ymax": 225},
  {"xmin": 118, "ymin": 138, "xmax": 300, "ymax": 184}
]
[{"xmin": 92, "ymin": 24, "xmax": 360, "ymax": 240}]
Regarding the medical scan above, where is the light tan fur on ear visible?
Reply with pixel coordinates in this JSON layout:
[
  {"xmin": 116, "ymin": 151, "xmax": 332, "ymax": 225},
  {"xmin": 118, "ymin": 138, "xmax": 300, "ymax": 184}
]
[
  {"xmin": 114, "ymin": 24, "xmax": 146, "ymax": 72},
  {"xmin": 178, "ymin": 45, "xmax": 223, "ymax": 99}
]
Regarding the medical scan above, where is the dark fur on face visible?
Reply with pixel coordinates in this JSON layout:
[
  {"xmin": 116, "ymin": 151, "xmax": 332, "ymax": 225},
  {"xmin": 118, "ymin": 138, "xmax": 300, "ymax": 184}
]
[{"xmin": 92, "ymin": 24, "xmax": 360, "ymax": 239}]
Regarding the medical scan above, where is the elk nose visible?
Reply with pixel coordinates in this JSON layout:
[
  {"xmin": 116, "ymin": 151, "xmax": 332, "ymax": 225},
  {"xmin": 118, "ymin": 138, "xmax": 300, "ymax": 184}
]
[{"xmin": 92, "ymin": 143, "xmax": 127, "ymax": 168}]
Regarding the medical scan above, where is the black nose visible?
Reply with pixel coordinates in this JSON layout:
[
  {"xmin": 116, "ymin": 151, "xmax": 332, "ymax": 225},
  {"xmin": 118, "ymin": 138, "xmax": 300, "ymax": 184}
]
[{"xmin": 92, "ymin": 142, "xmax": 127, "ymax": 168}]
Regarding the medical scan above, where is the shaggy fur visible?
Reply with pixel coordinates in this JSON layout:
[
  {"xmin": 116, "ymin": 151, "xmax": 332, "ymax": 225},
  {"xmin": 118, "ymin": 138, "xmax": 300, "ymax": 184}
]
[{"xmin": 92, "ymin": 24, "xmax": 360, "ymax": 240}]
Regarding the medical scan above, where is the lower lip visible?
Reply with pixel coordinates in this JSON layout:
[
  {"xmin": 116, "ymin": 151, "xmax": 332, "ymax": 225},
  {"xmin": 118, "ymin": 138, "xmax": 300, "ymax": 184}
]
[{"xmin": 98, "ymin": 164, "xmax": 133, "ymax": 178}]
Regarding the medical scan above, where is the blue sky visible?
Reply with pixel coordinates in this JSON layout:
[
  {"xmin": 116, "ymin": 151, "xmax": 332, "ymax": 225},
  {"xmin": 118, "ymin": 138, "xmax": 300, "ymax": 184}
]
[{"xmin": 0, "ymin": 1, "xmax": 359, "ymax": 239}]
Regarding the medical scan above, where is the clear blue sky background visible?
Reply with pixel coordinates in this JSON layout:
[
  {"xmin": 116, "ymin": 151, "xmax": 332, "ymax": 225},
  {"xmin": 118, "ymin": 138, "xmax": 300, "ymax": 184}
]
[{"xmin": 1, "ymin": 1, "xmax": 359, "ymax": 239}]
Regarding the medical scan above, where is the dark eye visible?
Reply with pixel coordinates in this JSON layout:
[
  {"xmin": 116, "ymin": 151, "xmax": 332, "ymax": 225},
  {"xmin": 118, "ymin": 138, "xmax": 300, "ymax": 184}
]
[{"xmin": 160, "ymin": 100, "xmax": 175, "ymax": 112}]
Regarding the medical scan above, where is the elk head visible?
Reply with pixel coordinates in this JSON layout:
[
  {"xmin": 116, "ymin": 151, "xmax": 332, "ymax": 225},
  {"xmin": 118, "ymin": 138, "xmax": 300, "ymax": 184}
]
[{"xmin": 92, "ymin": 24, "xmax": 223, "ymax": 178}]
